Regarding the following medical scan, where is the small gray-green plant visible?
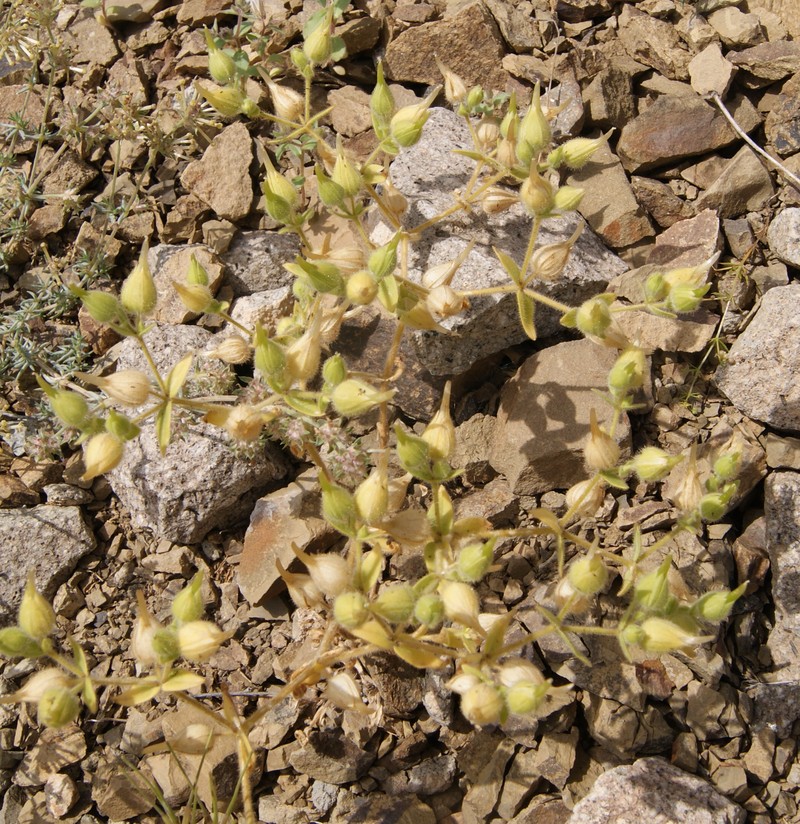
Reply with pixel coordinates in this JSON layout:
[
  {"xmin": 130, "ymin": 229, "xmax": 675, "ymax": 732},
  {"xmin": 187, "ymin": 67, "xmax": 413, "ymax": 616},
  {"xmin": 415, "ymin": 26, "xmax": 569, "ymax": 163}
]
[{"xmin": 0, "ymin": 3, "xmax": 747, "ymax": 821}]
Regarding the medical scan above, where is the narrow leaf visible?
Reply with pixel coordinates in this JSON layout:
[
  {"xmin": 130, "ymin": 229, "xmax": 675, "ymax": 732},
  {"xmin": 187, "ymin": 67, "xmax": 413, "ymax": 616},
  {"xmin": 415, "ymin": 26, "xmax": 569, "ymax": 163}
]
[
  {"xmin": 516, "ymin": 290, "xmax": 537, "ymax": 340},
  {"xmin": 493, "ymin": 247, "xmax": 521, "ymax": 286},
  {"xmin": 155, "ymin": 401, "xmax": 172, "ymax": 454},
  {"xmin": 166, "ymin": 353, "xmax": 194, "ymax": 398}
]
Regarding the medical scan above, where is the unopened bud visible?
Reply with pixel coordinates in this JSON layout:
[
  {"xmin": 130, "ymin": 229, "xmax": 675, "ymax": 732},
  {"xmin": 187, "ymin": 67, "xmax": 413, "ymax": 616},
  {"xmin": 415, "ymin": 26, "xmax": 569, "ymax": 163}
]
[
  {"xmin": 395, "ymin": 423, "xmax": 432, "ymax": 478},
  {"xmin": 558, "ymin": 136, "xmax": 605, "ymax": 169},
  {"xmin": 315, "ymin": 164, "xmax": 346, "ymax": 209},
  {"xmin": 325, "ymin": 671, "xmax": 367, "ymax": 713},
  {"xmin": 482, "ymin": 186, "xmax": 518, "ymax": 214},
  {"xmin": 584, "ymin": 408, "xmax": 620, "ymax": 471},
  {"xmin": 346, "ymin": 271, "xmax": 378, "ymax": 305},
  {"xmin": 422, "ymin": 382, "xmax": 456, "ymax": 461},
  {"xmin": 506, "ymin": 680, "xmax": 550, "ymax": 715},
  {"xmin": 519, "ymin": 169, "xmax": 554, "ymax": 216},
  {"xmin": 18, "ymin": 572, "xmax": 55, "ymax": 641},
  {"xmin": 303, "ymin": 15, "xmax": 333, "ymax": 64},
  {"xmin": 565, "ymin": 479, "xmax": 605, "ymax": 517},
  {"xmin": 210, "ymin": 335, "xmax": 251, "ymax": 364},
  {"xmin": 713, "ymin": 451, "xmax": 740, "ymax": 482},
  {"xmin": 629, "ymin": 447, "xmax": 681, "ymax": 482},
  {"xmin": 529, "ymin": 224, "xmax": 582, "ymax": 281},
  {"xmin": 644, "ymin": 272, "xmax": 668, "ymax": 303},
  {"xmin": 152, "ymin": 627, "xmax": 181, "ymax": 663},
  {"xmin": 498, "ymin": 659, "xmax": 545, "ymax": 687},
  {"xmin": 575, "ymin": 295, "xmax": 613, "ymax": 338},
  {"xmin": 322, "ymin": 354, "xmax": 347, "ymax": 386},
  {"xmin": 634, "ymin": 558, "xmax": 672, "ymax": 612},
  {"xmin": 465, "ymin": 85, "xmax": 483, "ymax": 110},
  {"xmin": 517, "ymin": 83, "xmax": 551, "ymax": 166},
  {"xmin": 414, "ymin": 593, "xmax": 444, "ymax": 628},
  {"xmin": 333, "ymin": 592, "xmax": 369, "ymax": 630},
  {"xmin": 177, "ymin": 620, "xmax": 227, "ymax": 662},
  {"xmin": 372, "ymin": 584, "xmax": 416, "ymax": 624},
  {"xmin": 254, "ymin": 325, "xmax": 286, "ymax": 377},
  {"xmin": 8, "ymin": 668, "xmax": 72, "ymax": 704},
  {"xmin": 50, "ymin": 389, "xmax": 90, "ymax": 429},
  {"xmin": 439, "ymin": 579, "xmax": 480, "ymax": 628},
  {"xmin": 426, "ymin": 284, "xmax": 467, "ymax": 318},
  {"xmin": 96, "ymin": 370, "xmax": 151, "ymax": 406},
  {"xmin": 699, "ymin": 492, "xmax": 728, "ymax": 522},
  {"xmin": 607, "ymin": 347, "xmax": 646, "ymax": 398},
  {"xmin": 82, "ymin": 432, "xmax": 123, "ymax": 481},
  {"xmin": 120, "ymin": 246, "xmax": 157, "ymax": 315},
  {"xmin": 475, "ymin": 117, "xmax": 500, "ymax": 150},
  {"xmin": 671, "ymin": 449, "xmax": 703, "ymax": 513},
  {"xmin": 332, "ymin": 144, "xmax": 362, "ymax": 197},
  {"xmin": 224, "ymin": 404, "xmax": 263, "ymax": 442},
  {"xmin": 390, "ymin": 88, "xmax": 440, "ymax": 148},
  {"xmin": 265, "ymin": 79, "xmax": 304, "ymax": 122},
  {"xmin": 285, "ymin": 315, "xmax": 322, "ymax": 381},
  {"xmin": 667, "ymin": 283, "xmax": 709, "ymax": 314},
  {"xmin": 693, "ymin": 583, "xmax": 746, "ymax": 622},
  {"xmin": 371, "ymin": 61, "xmax": 395, "ymax": 138},
  {"xmin": 171, "ymin": 573, "xmax": 204, "ymax": 624},
  {"xmin": 0, "ymin": 627, "xmax": 42, "ymax": 658},
  {"xmin": 567, "ymin": 553, "xmax": 608, "ymax": 596},
  {"xmin": 320, "ymin": 481, "xmax": 358, "ymax": 538},
  {"xmin": 639, "ymin": 616, "xmax": 706, "ymax": 653},
  {"xmin": 663, "ymin": 253, "xmax": 719, "ymax": 289},
  {"xmin": 456, "ymin": 540, "xmax": 495, "ymax": 583},
  {"xmin": 354, "ymin": 466, "xmax": 389, "ymax": 524},
  {"xmin": 74, "ymin": 288, "xmax": 121, "ymax": 324},
  {"xmin": 204, "ymin": 29, "xmax": 237, "ymax": 86},
  {"xmin": 553, "ymin": 185, "xmax": 585, "ymax": 212},
  {"xmin": 197, "ymin": 84, "xmax": 256, "ymax": 118},
  {"xmin": 461, "ymin": 682, "xmax": 506, "ymax": 726},
  {"xmin": 131, "ymin": 591, "xmax": 163, "ymax": 666},
  {"xmin": 368, "ymin": 236, "xmax": 399, "ymax": 280},
  {"xmin": 38, "ymin": 687, "xmax": 81, "ymax": 728},
  {"xmin": 173, "ymin": 281, "xmax": 215, "ymax": 314},
  {"xmin": 295, "ymin": 543, "xmax": 352, "ymax": 596},
  {"xmin": 380, "ymin": 180, "xmax": 408, "ymax": 220},
  {"xmin": 332, "ymin": 378, "xmax": 395, "ymax": 417},
  {"xmin": 435, "ymin": 56, "xmax": 467, "ymax": 105}
]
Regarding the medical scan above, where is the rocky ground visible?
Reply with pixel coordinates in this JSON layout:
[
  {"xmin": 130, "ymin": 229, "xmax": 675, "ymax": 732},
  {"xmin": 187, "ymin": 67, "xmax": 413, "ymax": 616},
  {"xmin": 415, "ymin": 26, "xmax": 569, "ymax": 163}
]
[{"xmin": 1, "ymin": 0, "xmax": 800, "ymax": 821}]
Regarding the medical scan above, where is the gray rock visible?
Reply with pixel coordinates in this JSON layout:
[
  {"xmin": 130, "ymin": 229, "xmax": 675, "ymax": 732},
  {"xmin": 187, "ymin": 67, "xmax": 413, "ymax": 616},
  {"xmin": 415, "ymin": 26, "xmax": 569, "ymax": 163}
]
[
  {"xmin": 715, "ymin": 284, "xmax": 800, "ymax": 432},
  {"xmin": 567, "ymin": 757, "xmax": 746, "ymax": 823},
  {"xmin": 149, "ymin": 243, "xmax": 225, "ymax": 324},
  {"xmin": 289, "ymin": 729, "xmax": 374, "ymax": 784},
  {"xmin": 0, "ymin": 506, "xmax": 95, "ymax": 622},
  {"xmin": 490, "ymin": 339, "xmax": 632, "ymax": 495},
  {"xmin": 108, "ymin": 324, "xmax": 288, "ymax": 543},
  {"xmin": 728, "ymin": 41, "xmax": 800, "ymax": 84},
  {"xmin": 766, "ymin": 207, "xmax": 800, "ymax": 267},
  {"xmin": 220, "ymin": 230, "xmax": 299, "ymax": 296},
  {"xmin": 373, "ymin": 108, "xmax": 627, "ymax": 375},
  {"xmin": 764, "ymin": 73, "xmax": 800, "ymax": 157},
  {"xmin": 630, "ymin": 176, "xmax": 694, "ymax": 229}
]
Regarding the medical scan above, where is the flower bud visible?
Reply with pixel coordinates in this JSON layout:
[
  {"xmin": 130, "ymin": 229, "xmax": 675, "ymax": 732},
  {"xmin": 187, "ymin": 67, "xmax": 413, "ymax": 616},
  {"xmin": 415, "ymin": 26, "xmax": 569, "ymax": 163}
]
[
  {"xmin": 177, "ymin": 620, "xmax": 227, "ymax": 662},
  {"xmin": 315, "ymin": 164, "xmax": 346, "ymax": 209},
  {"xmin": 634, "ymin": 558, "xmax": 672, "ymax": 612},
  {"xmin": 323, "ymin": 244, "xmax": 365, "ymax": 275},
  {"xmin": 607, "ymin": 347, "xmax": 646, "ymax": 398},
  {"xmin": 82, "ymin": 432, "xmax": 123, "ymax": 481},
  {"xmin": 663, "ymin": 253, "xmax": 719, "ymax": 289},
  {"xmin": 558, "ymin": 136, "xmax": 605, "ymax": 169},
  {"xmin": 104, "ymin": 409, "xmax": 139, "ymax": 443},
  {"xmin": 74, "ymin": 288, "xmax": 121, "ymax": 324},
  {"xmin": 390, "ymin": 88, "xmax": 440, "ymax": 148},
  {"xmin": 369, "ymin": 236, "xmax": 400, "ymax": 280},
  {"xmin": 254, "ymin": 325, "xmax": 285, "ymax": 377},
  {"xmin": 320, "ymin": 479, "xmax": 358, "ymax": 536},
  {"xmin": 325, "ymin": 671, "xmax": 367, "ymax": 713},
  {"xmin": 529, "ymin": 224, "xmax": 582, "ymax": 281},
  {"xmin": 303, "ymin": 15, "xmax": 333, "ymax": 65},
  {"xmin": 131, "ymin": 591, "xmax": 163, "ymax": 666},
  {"xmin": 693, "ymin": 583, "xmax": 746, "ymax": 622},
  {"xmin": 439, "ymin": 579, "xmax": 480, "ymax": 629},
  {"xmin": 285, "ymin": 314, "xmax": 322, "ymax": 381},
  {"xmin": 120, "ymin": 246, "xmax": 157, "ymax": 315},
  {"xmin": 224, "ymin": 404, "xmax": 263, "ymax": 442},
  {"xmin": 354, "ymin": 466, "xmax": 389, "ymax": 524},
  {"xmin": 497, "ymin": 137, "xmax": 517, "ymax": 169},
  {"xmin": 276, "ymin": 560, "xmax": 322, "ymax": 609},
  {"xmin": 584, "ymin": 408, "xmax": 620, "ymax": 471},
  {"xmin": 50, "ymin": 389, "xmax": 90, "ymax": 429},
  {"xmin": 482, "ymin": 186, "xmax": 518, "ymax": 214},
  {"xmin": 671, "ymin": 450, "xmax": 703, "ymax": 513},
  {"xmin": 436, "ymin": 56, "xmax": 467, "ymax": 105},
  {"xmin": 506, "ymin": 680, "xmax": 550, "ymax": 715},
  {"xmin": 554, "ymin": 577, "xmax": 590, "ymax": 614},
  {"xmin": 426, "ymin": 285, "xmax": 468, "ymax": 318},
  {"xmin": 18, "ymin": 573, "xmax": 55, "ymax": 641},
  {"xmin": 639, "ymin": 616, "xmax": 705, "ymax": 653},
  {"xmin": 332, "ymin": 144, "xmax": 362, "ymax": 198},
  {"xmin": 38, "ymin": 687, "xmax": 80, "ymax": 728},
  {"xmin": 358, "ymin": 547, "xmax": 383, "ymax": 592},
  {"xmin": 519, "ymin": 169, "xmax": 554, "ymax": 216},
  {"xmin": 265, "ymin": 78, "xmax": 304, "ymax": 122},
  {"xmin": 97, "ymin": 370, "xmax": 151, "ymax": 406},
  {"xmin": 553, "ymin": 185, "xmax": 585, "ymax": 212},
  {"xmin": 203, "ymin": 30, "xmax": 237, "ymax": 86},
  {"xmin": 197, "ymin": 84, "xmax": 255, "ymax": 118},
  {"xmin": 171, "ymin": 573, "xmax": 204, "ymax": 624},
  {"xmin": 173, "ymin": 281, "xmax": 215, "ymax": 314},
  {"xmin": 517, "ymin": 83, "xmax": 551, "ymax": 166},
  {"xmin": 466, "ymin": 85, "xmax": 484, "ymax": 110},
  {"xmin": 380, "ymin": 180, "xmax": 408, "ymax": 221},
  {"xmin": 332, "ymin": 378, "xmax": 395, "ymax": 417},
  {"xmin": 475, "ymin": 117, "xmax": 500, "ymax": 150},
  {"xmin": 629, "ymin": 447, "xmax": 681, "ymax": 482},
  {"xmin": 263, "ymin": 159, "xmax": 300, "ymax": 208},
  {"xmin": 210, "ymin": 335, "xmax": 251, "ymax": 364},
  {"xmin": 456, "ymin": 540, "xmax": 495, "ymax": 583},
  {"xmin": 295, "ymin": 543, "xmax": 352, "ymax": 596},
  {"xmin": 565, "ymin": 479, "xmax": 605, "ymax": 517},
  {"xmin": 422, "ymin": 382, "xmax": 456, "ymax": 461},
  {"xmin": 372, "ymin": 584, "xmax": 416, "ymax": 624},
  {"xmin": 666, "ymin": 283, "xmax": 709, "ymax": 314},
  {"xmin": 713, "ymin": 451, "xmax": 741, "ymax": 482},
  {"xmin": 575, "ymin": 295, "xmax": 613, "ymax": 339},
  {"xmin": 333, "ymin": 592, "xmax": 369, "ymax": 630},
  {"xmin": 322, "ymin": 354, "xmax": 347, "ymax": 387},
  {"xmin": 346, "ymin": 271, "xmax": 378, "ymax": 305},
  {"xmin": 152, "ymin": 627, "xmax": 181, "ymax": 662},
  {"xmin": 498, "ymin": 659, "xmax": 545, "ymax": 687},
  {"xmin": 7, "ymin": 668, "xmax": 72, "ymax": 704},
  {"xmin": 371, "ymin": 61, "xmax": 395, "ymax": 139},
  {"xmin": 395, "ymin": 423, "xmax": 432, "ymax": 478},
  {"xmin": 644, "ymin": 272, "xmax": 668, "ymax": 303},
  {"xmin": 567, "ymin": 553, "xmax": 608, "ymax": 596},
  {"xmin": 413, "ymin": 593, "xmax": 444, "ymax": 628},
  {"xmin": 699, "ymin": 492, "xmax": 728, "ymax": 522},
  {"xmin": 461, "ymin": 682, "xmax": 506, "ymax": 726},
  {"xmin": 0, "ymin": 627, "xmax": 42, "ymax": 658}
]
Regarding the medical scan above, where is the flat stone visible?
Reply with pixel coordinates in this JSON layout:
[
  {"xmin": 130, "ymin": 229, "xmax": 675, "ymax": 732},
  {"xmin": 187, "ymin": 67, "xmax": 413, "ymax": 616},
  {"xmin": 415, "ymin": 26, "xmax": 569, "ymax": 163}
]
[
  {"xmin": 767, "ymin": 207, "xmax": 800, "ymax": 267},
  {"xmin": 108, "ymin": 324, "xmax": 288, "ymax": 543},
  {"xmin": 60, "ymin": 8, "xmax": 119, "ymax": 66},
  {"xmin": 555, "ymin": 0, "xmax": 613, "ymax": 22},
  {"xmin": 617, "ymin": 4, "xmax": 692, "ymax": 81},
  {"xmin": 180, "ymin": 121, "xmax": 254, "ymax": 221},
  {"xmin": 337, "ymin": 16, "xmax": 381, "ymax": 56},
  {"xmin": 728, "ymin": 41, "xmax": 800, "ymax": 84},
  {"xmin": 582, "ymin": 65, "xmax": 637, "ymax": 129},
  {"xmin": 707, "ymin": 6, "xmax": 766, "ymax": 47},
  {"xmin": 764, "ymin": 74, "xmax": 800, "ymax": 157},
  {"xmin": 0, "ymin": 506, "xmax": 95, "ymax": 622},
  {"xmin": 490, "ymin": 339, "xmax": 631, "ymax": 495},
  {"xmin": 766, "ymin": 433, "xmax": 800, "ymax": 469},
  {"xmin": 617, "ymin": 94, "xmax": 760, "ymax": 173},
  {"xmin": 105, "ymin": 0, "xmax": 163, "ymax": 22},
  {"xmin": 567, "ymin": 757, "xmax": 746, "ymax": 824},
  {"xmin": 630, "ymin": 176, "xmax": 694, "ymax": 228},
  {"xmin": 175, "ymin": 0, "xmax": 232, "ymax": 25},
  {"xmin": 149, "ymin": 243, "xmax": 225, "ymax": 324},
  {"xmin": 647, "ymin": 209, "xmax": 720, "ymax": 268},
  {"xmin": 750, "ymin": 0, "xmax": 799, "ymax": 38},
  {"xmin": 289, "ymin": 729, "xmax": 375, "ymax": 784},
  {"xmin": 715, "ymin": 284, "xmax": 800, "ymax": 432},
  {"xmin": 567, "ymin": 140, "xmax": 654, "ymax": 248},
  {"xmin": 239, "ymin": 475, "xmax": 334, "ymax": 605},
  {"xmin": 0, "ymin": 86, "xmax": 46, "ymax": 153},
  {"xmin": 383, "ymin": 0, "xmax": 510, "ymax": 92},
  {"xmin": 695, "ymin": 146, "xmax": 774, "ymax": 218},
  {"xmin": 327, "ymin": 85, "xmax": 372, "ymax": 137},
  {"xmin": 484, "ymin": 0, "xmax": 541, "ymax": 53},
  {"xmin": 372, "ymin": 108, "xmax": 627, "ymax": 376},
  {"xmin": 220, "ymin": 230, "xmax": 299, "ymax": 296},
  {"xmin": 688, "ymin": 43, "xmax": 737, "ymax": 98}
]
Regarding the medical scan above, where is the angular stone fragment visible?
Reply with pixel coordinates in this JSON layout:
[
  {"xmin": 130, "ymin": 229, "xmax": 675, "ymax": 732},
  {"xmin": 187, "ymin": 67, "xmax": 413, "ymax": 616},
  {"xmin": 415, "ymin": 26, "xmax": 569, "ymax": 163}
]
[
  {"xmin": 617, "ymin": 94, "xmax": 760, "ymax": 172},
  {"xmin": 728, "ymin": 41, "xmax": 800, "ymax": 84},
  {"xmin": 484, "ymin": 0, "xmax": 541, "ymax": 53},
  {"xmin": 567, "ymin": 757, "xmax": 746, "ymax": 824},
  {"xmin": 695, "ymin": 146, "xmax": 774, "ymax": 218},
  {"xmin": 289, "ymin": 730, "xmax": 375, "ymax": 784},
  {"xmin": 715, "ymin": 284, "xmax": 800, "ymax": 432},
  {"xmin": 373, "ymin": 108, "xmax": 627, "ymax": 375},
  {"xmin": 0, "ymin": 86, "xmax": 46, "ymax": 153},
  {"xmin": 60, "ymin": 8, "xmax": 119, "ymax": 66},
  {"xmin": 630, "ymin": 176, "xmax": 694, "ymax": 228},
  {"xmin": 617, "ymin": 5, "xmax": 692, "ymax": 81},
  {"xmin": 327, "ymin": 85, "xmax": 372, "ymax": 136},
  {"xmin": 582, "ymin": 65, "xmax": 637, "ymax": 129},
  {"xmin": 0, "ymin": 506, "xmax": 95, "ymax": 622},
  {"xmin": 567, "ymin": 140, "xmax": 654, "ymax": 248},
  {"xmin": 707, "ymin": 6, "xmax": 765, "ymax": 47},
  {"xmin": 220, "ymin": 230, "xmax": 300, "ymax": 296},
  {"xmin": 765, "ymin": 74, "xmax": 800, "ymax": 157},
  {"xmin": 383, "ymin": 1, "xmax": 509, "ymax": 91},
  {"xmin": 646, "ymin": 208, "xmax": 720, "ymax": 268},
  {"xmin": 180, "ymin": 121, "xmax": 254, "ymax": 221},
  {"xmin": 688, "ymin": 43, "xmax": 736, "ymax": 98},
  {"xmin": 108, "ymin": 324, "xmax": 288, "ymax": 543},
  {"xmin": 490, "ymin": 339, "xmax": 632, "ymax": 495}
]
